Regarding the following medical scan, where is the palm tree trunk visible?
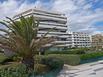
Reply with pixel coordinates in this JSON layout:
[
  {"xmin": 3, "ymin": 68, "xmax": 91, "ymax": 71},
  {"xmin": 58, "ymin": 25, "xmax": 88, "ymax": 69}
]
[{"xmin": 22, "ymin": 56, "xmax": 34, "ymax": 72}]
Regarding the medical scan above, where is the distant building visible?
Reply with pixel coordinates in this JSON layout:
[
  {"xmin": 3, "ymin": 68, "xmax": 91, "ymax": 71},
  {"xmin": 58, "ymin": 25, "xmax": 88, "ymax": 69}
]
[
  {"xmin": 92, "ymin": 34, "xmax": 103, "ymax": 49},
  {"xmin": 13, "ymin": 8, "xmax": 92, "ymax": 50},
  {"xmin": 67, "ymin": 32, "xmax": 91, "ymax": 48},
  {"xmin": 13, "ymin": 8, "xmax": 68, "ymax": 50}
]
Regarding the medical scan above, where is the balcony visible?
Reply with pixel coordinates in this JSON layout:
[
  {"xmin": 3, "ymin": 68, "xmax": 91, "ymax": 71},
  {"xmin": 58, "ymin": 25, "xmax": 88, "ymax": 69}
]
[
  {"xmin": 38, "ymin": 31, "xmax": 67, "ymax": 35},
  {"xmin": 37, "ymin": 34, "xmax": 58, "ymax": 37},
  {"xmin": 32, "ymin": 9, "xmax": 66, "ymax": 18},
  {"xmin": 13, "ymin": 8, "xmax": 67, "ymax": 19},
  {"xmin": 54, "ymin": 41, "xmax": 72, "ymax": 44},
  {"xmin": 40, "ymin": 22, "xmax": 67, "ymax": 27},
  {"xmin": 37, "ymin": 33, "xmax": 69, "ymax": 38},
  {"xmin": 55, "ymin": 44, "xmax": 71, "ymax": 47},
  {"xmin": 33, "ymin": 14, "xmax": 67, "ymax": 22},
  {"xmin": 14, "ymin": 13, "xmax": 67, "ymax": 23},
  {"xmin": 38, "ymin": 24, "xmax": 67, "ymax": 30}
]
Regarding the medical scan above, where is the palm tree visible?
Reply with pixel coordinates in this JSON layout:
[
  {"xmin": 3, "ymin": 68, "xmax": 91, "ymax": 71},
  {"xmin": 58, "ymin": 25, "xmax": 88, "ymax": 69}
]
[{"xmin": 0, "ymin": 16, "xmax": 55, "ymax": 72}]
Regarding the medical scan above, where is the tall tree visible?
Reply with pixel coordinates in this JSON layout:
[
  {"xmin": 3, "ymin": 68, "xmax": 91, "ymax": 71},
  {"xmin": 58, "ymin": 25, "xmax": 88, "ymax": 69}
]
[{"xmin": 0, "ymin": 16, "xmax": 54, "ymax": 72}]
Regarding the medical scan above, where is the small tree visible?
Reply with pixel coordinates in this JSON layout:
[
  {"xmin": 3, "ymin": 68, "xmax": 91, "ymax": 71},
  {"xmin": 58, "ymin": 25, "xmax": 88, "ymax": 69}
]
[{"xmin": 0, "ymin": 16, "xmax": 55, "ymax": 72}]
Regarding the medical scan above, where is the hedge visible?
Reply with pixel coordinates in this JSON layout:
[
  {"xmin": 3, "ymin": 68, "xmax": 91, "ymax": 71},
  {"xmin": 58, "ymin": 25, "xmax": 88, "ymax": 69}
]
[
  {"xmin": 80, "ymin": 52, "xmax": 103, "ymax": 60},
  {"xmin": 39, "ymin": 54, "xmax": 80, "ymax": 66},
  {"xmin": 46, "ymin": 48, "xmax": 86, "ymax": 55}
]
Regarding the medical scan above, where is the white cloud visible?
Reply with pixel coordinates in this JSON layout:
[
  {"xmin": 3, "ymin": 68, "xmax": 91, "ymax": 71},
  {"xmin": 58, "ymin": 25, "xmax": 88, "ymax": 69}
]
[
  {"xmin": 52, "ymin": 0, "xmax": 77, "ymax": 13},
  {"xmin": 0, "ymin": 0, "xmax": 18, "ymax": 18},
  {"xmin": 0, "ymin": 0, "xmax": 44, "ymax": 29},
  {"xmin": 0, "ymin": 0, "xmax": 53, "ymax": 30},
  {"xmin": 0, "ymin": 0, "xmax": 103, "ymax": 35},
  {"xmin": 51, "ymin": 0, "xmax": 103, "ymax": 34},
  {"xmin": 0, "ymin": 0, "xmax": 46, "ymax": 19}
]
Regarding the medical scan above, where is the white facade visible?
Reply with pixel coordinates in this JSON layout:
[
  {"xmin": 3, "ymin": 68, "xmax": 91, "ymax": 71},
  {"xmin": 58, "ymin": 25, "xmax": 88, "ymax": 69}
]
[
  {"xmin": 13, "ymin": 8, "xmax": 68, "ymax": 47},
  {"xmin": 13, "ymin": 8, "xmax": 92, "ymax": 48},
  {"xmin": 67, "ymin": 32, "xmax": 91, "ymax": 48}
]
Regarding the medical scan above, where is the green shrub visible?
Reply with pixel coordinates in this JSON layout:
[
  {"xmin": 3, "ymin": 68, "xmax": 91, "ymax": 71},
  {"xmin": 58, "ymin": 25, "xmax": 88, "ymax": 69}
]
[
  {"xmin": 34, "ymin": 64, "xmax": 49, "ymax": 74},
  {"xmin": 0, "ymin": 62, "xmax": 61, "ymax": 77},
  {"xmin": 80, "ymin": 52, "xmax": 103, "ymax": 60},
  {"xmin": 0, "ymin": 53, "xmax": 15, "ymax": 65},
  {"xmin": 46, "ymin": 48, "xmax": 86, "ymax": 55},
  {"xmin": 0, "ymin": 53, "xmax": 8, "ymax": 64},
  {"xmin": 46, "ymin": 51, "xmax": 69, "ymax": 54},
  {"xmin": 40, "ymin": 59, "xmax": 64, "ymax": 77},
  {"xmin": 41, "ymin": 57, "xmax": 64, "ymax": 70},
  {"xmin": 69, "ymin": 49, "xmax": 86, "ymax": 54},
  {"xmin": 0, "ymin": 48, "xmax": 3, "ymax": 53},
  {"xmin": 34, "ymin": 55, "xmax": 64, "ymax": 76},
  {"xmin": 12, "ymin": 55, "xmax": 22, "ymax": 62},
  {"xmin": 40, "ymin": 54, "xmax": 80, "ymax": 66},
  {"xmin": 0, "ymin": 63, "xmax": 28, "ymax": 77}
]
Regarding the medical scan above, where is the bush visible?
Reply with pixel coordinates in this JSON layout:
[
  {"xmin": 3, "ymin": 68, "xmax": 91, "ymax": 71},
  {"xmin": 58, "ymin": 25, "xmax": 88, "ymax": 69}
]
[
  {"xmin": 0, "ymin": 61, "xmax": 62, "ymax": 77},
  {"xmin": 12, "ymin": 55, "xmax": 22, "ymax": 62},
  {"xmin": 80, "ymin": 52, "xmax": 103, "ymax": 60},
  {"xmin": 0, "ymin": 48, "xmax": 3, "ymax": 53},
  {"xmin": 0, "ymin": 53, "xmax": 14, "ymax": 65},
  {"xmin": 39, "ymin": 56, "xmax": 64, "ymax": 77},
  {"xmin": 34, "ymin": 64, "xmax": 49, "ymax": 74},
  {"xmin": 0, "ymin": 53, "xmax": 8, "ymax": 64},
  {"xmin": 40, "ymin": 54, "xmax": 80, "ymax": 66},
  {"xmin": 46, "ymin": 48, "xmax": 86, "ymax": 55},
  {"xmin": 41, "ymin": 56, "xmax": 64, "ymax": 70},
  {"xmin": 68, "ymin": 49, "xmax": 86, "ymax": 54},
  {"xmin": 46, "ymin": 51, "xmax": 69, "ymax": 54},
  {"xmin": 0, "ymin": 63, "xmax": 28, "ymax": 77}
]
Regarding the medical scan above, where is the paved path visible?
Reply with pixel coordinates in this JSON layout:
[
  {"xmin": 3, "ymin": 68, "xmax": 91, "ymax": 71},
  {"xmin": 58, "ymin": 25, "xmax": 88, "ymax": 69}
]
[{"xmin": 57, "ymin": 60, "xmax": 103, "ymax": 77}]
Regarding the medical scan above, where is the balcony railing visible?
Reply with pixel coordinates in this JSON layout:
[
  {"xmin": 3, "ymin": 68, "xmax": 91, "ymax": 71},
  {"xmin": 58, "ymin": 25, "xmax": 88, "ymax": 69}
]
[
  {"xmin": 39, "ymin": 22, "xmax": 67, "ymax": 27},
  {"xmin": 38, "ymin": 31, "xmax": 67, "ymax": 34},
  {"xmin": 13, "ymin": 8, "xmax": 67, "ymax": 19},
  {"xmin": 38, "ymin": 24, "xmax": 67, "ymax": 30}
]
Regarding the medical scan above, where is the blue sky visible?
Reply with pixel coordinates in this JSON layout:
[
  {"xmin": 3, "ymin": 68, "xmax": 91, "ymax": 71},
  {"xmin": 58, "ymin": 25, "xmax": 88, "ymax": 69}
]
[{"xmin": 0, "ymin": 0, "xmax": 103, "ymax": 35}]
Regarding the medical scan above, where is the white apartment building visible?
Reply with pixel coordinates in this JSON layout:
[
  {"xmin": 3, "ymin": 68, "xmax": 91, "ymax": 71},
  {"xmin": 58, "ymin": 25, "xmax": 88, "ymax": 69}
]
[
  {"xmin": 13, "ymin": 8, "xmax": 68, "ymax": 49},
  {"xmin": 67, "ymin": 32, "xmax": 92, "ymax": 48},
  {"xmin": 13, "ymin": 8, "xmax": 92, "ymax": 49}
]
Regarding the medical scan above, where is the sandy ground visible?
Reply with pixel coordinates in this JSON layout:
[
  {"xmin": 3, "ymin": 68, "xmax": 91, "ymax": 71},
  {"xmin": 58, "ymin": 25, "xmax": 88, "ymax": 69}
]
[{"xmin": 57, "ymin": 60, "xmax": 103, "ymax": 77}]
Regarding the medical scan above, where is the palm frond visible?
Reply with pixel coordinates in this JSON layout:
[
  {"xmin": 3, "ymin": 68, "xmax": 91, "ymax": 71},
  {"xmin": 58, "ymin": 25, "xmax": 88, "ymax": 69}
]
[{"xmin": 0, "ymin": 15, "xmax": 55, "ymax": 57}]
